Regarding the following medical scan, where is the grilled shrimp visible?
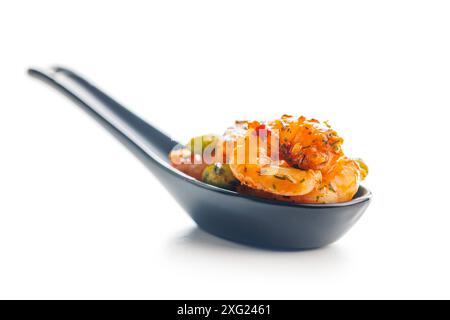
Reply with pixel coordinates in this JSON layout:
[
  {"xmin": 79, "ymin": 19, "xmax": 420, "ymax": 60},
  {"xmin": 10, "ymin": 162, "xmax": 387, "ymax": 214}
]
[
  {"xmin": 236, "ymin": 157, "xmax": 367, "ymax": 203},
  {"xmin": 230, "ymin": 161, "xmax": 322, "ymax": 196},
  {"xmin": 226, "ymin": 124, "xmax": 322, "ymax": 196},
  {"xmin": 227, "ymin": 116, "xmax": 367, "ymax": 202},
  {"xmin": 294, "ymin": 157, "xmax": 367, "ymax": 203},
  {"xmin": 271, "ymin": 115, "xmax": 344, "ymax": 172}
]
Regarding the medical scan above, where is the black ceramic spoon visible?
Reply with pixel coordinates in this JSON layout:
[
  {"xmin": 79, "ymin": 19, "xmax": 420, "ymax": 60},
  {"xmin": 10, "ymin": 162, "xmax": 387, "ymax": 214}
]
[{"xmin": 28, "ymin": 67, "xmax": 372, "ymax": 250}]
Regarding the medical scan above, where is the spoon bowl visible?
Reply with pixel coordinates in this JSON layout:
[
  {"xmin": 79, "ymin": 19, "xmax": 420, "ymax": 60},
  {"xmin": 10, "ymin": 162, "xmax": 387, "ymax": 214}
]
[{"xmin": 28, "ymin": 67, "xmax": 372, "ymax": 250}]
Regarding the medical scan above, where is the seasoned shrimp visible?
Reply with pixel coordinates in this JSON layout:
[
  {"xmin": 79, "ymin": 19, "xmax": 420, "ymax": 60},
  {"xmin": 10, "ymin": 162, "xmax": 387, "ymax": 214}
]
[
  {"xmin": 230, "ymin": 161, "xmax": 322, "ymax": 196},
  {"xmin": 236, "ymin": 157, "xmax": 367, "ymax": 203},
  {"xmin": 271, "ymin": 115, "xmax": 344, "ymax": 172},
  {"xmin": 227, "ymin": 116, "xmax": 366, "ymax": 202},
  {"xmin": 295, "ymin": 157, "xmax": 366, "ymax": 203},
  {"xmin": 226, "ymin": 126, "xmax": 322, "ymax": 196}
]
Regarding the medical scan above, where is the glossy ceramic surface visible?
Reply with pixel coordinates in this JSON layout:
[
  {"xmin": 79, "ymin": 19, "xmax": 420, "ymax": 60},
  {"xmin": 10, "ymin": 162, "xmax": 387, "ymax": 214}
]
[{"xmin": 28, "ymin": 67, "xmax": 372, "ymax": 250}]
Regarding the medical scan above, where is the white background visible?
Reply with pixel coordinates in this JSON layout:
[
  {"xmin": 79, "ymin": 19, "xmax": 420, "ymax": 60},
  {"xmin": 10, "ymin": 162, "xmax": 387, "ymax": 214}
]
[{"xmin": 0, "ymin": 1, "xmax": 449, "ymax": 299}]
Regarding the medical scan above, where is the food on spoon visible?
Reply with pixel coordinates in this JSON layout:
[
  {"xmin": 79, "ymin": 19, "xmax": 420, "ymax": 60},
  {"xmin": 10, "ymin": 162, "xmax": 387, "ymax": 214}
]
[
  {"xmin": 290, "ymin": 156, "xmax": 366, "ymax": 203},
  {"xmin": 273, "ymin": 115, "xmax": 344, "ymax": 171},
  {"xmin": 187, "ymin": 134, "xmax": 220, "ymax": 153},
  {"xmin": 169, "ymin": 115, "xmax": 368, "ymax": 204},
  {"xmin": 229, "ymin": 162, "xmax": 322, "ymax": 196},
  {"xmin": 202, "ymin": 163, "xmax": 239, "ymax": 190},
  {"xmin": 169, "ymin": 147, "xmax": 207, "ymax": 181}
]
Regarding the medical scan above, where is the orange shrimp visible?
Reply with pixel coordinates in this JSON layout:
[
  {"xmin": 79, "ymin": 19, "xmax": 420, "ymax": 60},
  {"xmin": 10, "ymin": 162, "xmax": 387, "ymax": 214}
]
[
  {"xmin": 226, "ymin": 123, "xmax": 322, "ymax": 196},
  {"xmin": 229, "ymin": 116, "xmax": 367, "ymax": 202},
  {"xmin": 271, "ymin": 115, "xmax": 344, "ymax": 172},
  {"xmin": 229, "ymin": 161, "xmax": 322, "ymax": 196},
  {"xmin": 236, "ymin": 157, "xmax": 367, "ymax": 203},
  {"xmin": 294, "ymin": 157, "xmax": 367, "ymax": 203}
]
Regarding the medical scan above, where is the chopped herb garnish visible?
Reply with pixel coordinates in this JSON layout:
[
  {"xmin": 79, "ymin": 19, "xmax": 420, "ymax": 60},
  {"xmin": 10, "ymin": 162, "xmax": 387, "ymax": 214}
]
[{"xmin": 273, "ymin": 174, "xmax": 296, "ymax": 183}]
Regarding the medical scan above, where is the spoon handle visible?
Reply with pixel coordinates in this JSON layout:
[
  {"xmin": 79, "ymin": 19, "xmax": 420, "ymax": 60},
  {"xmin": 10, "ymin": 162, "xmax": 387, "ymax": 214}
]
[{"xmin": 28, "ymin": 66, "xmax": 178, "ymax": 160}]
